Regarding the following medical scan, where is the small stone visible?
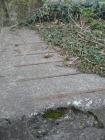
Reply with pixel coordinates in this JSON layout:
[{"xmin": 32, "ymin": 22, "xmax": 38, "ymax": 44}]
[{"xmin": 43, "ymin": 53, "xmax": 53, "ymax": 58}]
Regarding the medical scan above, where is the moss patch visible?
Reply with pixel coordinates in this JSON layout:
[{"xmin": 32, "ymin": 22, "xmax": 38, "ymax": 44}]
[{"xmin": 43, "ymin": 108, "xmax": 68, "ymax": 120}]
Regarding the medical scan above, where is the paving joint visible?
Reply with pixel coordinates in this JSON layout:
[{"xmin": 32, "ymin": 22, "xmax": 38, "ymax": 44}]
[
  {"xmin": 14, "ymin": 51, "xmax": 55, "ymax": 57},
  {"xmin": 36, "ymin": 87, "xmax": 105, "ymax": 101},
  {"xmin": 14, "ymin": 60, "xmax": 63, "ymax": 67},
  {"xmin": 17, "ymin": 72, "xmax": 81, "ymax": 82}
]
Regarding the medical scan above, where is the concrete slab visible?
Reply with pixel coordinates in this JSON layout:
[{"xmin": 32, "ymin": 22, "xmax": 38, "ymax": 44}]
[
  {"xmin": 14, "ymin": 53, "xmax": 62, "ymax": 66},
  {"xmin": 0, "ymin": 27, "xmax": 105, "ymax": 120},
  {"xmin": 0, "ymin": 28, "xmax": 42, "ymax": 46},
  {"xmin": 15, "ymin": 74, "xmax": 105, "ymax": 97},
  {"xmin": 17, "ymin": 28, "xmax": 42, "ymax": 43},
  {"xmin": 14, "ymin": 62, "xmax": 79, "ymax": 80},
  {"xmin": 14, "ymin": 43, "xmax": 53, "ymax": 55},
  {"xmin": 0, "ymin": 73, "xmax": 105, "ymax": 118}
]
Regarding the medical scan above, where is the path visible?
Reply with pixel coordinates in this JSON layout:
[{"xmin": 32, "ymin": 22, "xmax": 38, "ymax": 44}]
[{"xmin": 0, "ymin": 28, "xmax": 105, "ymax": 119}]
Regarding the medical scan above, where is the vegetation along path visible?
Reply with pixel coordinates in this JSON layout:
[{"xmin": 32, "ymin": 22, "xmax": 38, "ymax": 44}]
[{"xmin": 1, "ymin": 27, "xmax": 105, "ymax": 139}]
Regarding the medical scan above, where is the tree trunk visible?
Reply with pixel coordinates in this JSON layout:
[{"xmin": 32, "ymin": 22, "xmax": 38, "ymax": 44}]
[{"xmin": 1, "ymin": 0, "xmax": 9, "ymax": 18}]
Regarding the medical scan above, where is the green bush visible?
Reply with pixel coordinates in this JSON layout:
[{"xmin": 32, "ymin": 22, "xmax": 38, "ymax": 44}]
[
  {"xmin": 90, "ymin": 20, "xmax": 105, "ymax": 29},
  {"xmin": 25, "ymin": 1, "xmax": 81, "ymax": 25},
  {"xmin": 82, "ymin": 8, "xmax": 94, "ymax": 18}
]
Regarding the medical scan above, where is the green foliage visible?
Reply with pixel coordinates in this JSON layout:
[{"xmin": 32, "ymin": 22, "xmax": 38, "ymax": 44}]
[
  {"xmin": 93, "ymin": 2, "xmax": 105, "ymax": 19},
  {"xmin": 99, "ymin": 3, "xmax": 105, "ymax": 19},
  {"xmin": 25, "ymin": 1, "xmax": 81, "ymax": 25},
  {"xmin": 81, "ymin": 8, "xmax": 93, "ymax": 17},
  {"xmin": 80, "ymin": 6, "xmax": 105, "ymax": 30},
  {"xmin": 90, "ymin": 19, "xmax": 105, "ymax": 29},
  {"xmin": 39, "ymin": 23, "xmax": 105, "ymax": 76},
  {"xmin": 41, "ymin": 26, "xmax": 64, "ymax": 46},
  {"xmin": 13, "ymin": 1, "xmax": 105, "ymax": 76},
  {"xmin": 26, "ymin": 2, "xmax": 70, "ymax": 24}
]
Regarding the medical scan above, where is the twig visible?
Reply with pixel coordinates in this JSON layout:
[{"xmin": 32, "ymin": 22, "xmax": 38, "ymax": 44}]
[
  {"xmin": 77, "ymin": 31, "xmax": 104, "ymax": 46},
  {"xmin": 9, "ymin": 23, "xmax": 19, "ymax": 30}
]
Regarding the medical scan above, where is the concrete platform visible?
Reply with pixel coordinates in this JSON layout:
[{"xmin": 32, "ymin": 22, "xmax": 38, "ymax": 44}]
[{"xmin": 0, "ymin": 27, "xmax": 105, "ymax": 120}]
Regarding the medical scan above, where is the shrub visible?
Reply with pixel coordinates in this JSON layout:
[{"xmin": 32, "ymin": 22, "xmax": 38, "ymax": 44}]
[
  {"xmin": 25, "ymin": 1, "xmax": 81, "ymax": 25},
  {"xmin": 90, "ymin": 20, "xmax": 105, "ymax": 29}
]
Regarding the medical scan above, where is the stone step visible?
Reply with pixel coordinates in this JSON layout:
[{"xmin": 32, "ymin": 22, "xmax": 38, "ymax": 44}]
[
  {"xmin": 15, "ymin": 62, "xmax": 79, "ymax": 81},
  {"xmin": 15, "ymin": 74, "xmax": 105, "ymax": 97},
  {"xmin": 14, "ymin": 53, "xmax": 62, "ymax": 67},
  {"xmin": 0, "ymin": 74, "xmax": 105, "ymax": 117},
  {"xmin": 14, "ymin": 43, "xmax": 54, "ymax": 56}
]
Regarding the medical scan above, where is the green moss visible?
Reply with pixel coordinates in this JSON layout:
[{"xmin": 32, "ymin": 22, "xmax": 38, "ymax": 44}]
[{"xmin": 43, "ymin": 108, "xmax": 66, "ymax": 119}]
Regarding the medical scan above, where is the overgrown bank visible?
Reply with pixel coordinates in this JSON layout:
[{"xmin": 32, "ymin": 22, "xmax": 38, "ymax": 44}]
[
  {"xmin": 25, "ymin": 1, "xmax": 105, "ymax": 76},
  {"xmin": 38, "ymin": 22, "xmax": 105, "ymax": 76}
]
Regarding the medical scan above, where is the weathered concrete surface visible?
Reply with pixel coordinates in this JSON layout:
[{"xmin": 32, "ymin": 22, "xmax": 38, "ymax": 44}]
[
  {"xmin": 0, "ymin": 27, "xmax": 105, "ymax": 117},
  {"xmin": 0, "ymin": 27, "xmax": 105, "ymax": 139}
]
